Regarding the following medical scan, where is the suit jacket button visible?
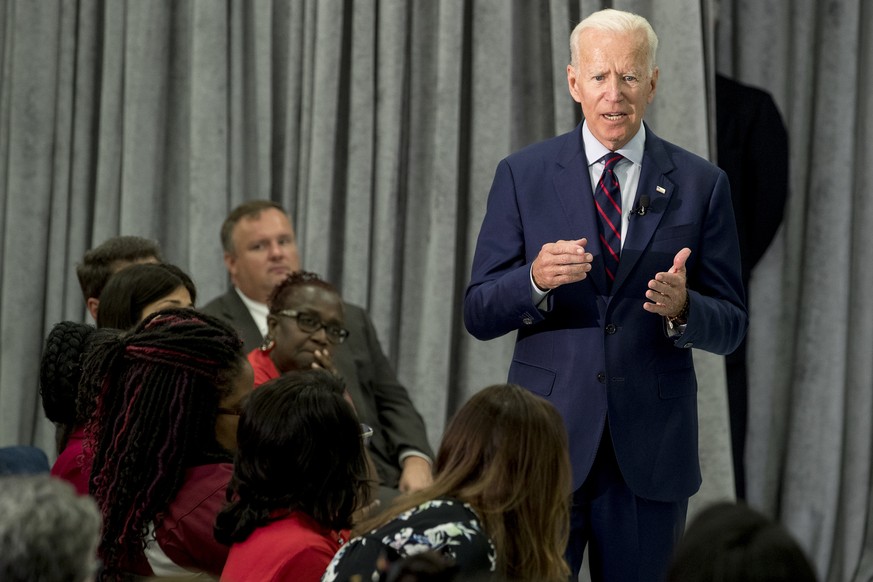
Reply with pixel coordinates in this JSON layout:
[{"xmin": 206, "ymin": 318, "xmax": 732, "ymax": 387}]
[
  {"xmin": 605, "ymin": 323, "xmax": 617, "ymax": 335},
  {"xmin": 596, "ymin": 372, "xmax": 606, "ymax": 383},
  {"xmin": 683, "ymin": 342, "xmax": 693, "ymax": 349}
]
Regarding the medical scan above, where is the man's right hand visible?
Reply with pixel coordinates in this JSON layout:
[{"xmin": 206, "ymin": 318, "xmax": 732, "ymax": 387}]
[{"xmin": 531, "ymin": 238, "xmax": 594, "ymax": 290}]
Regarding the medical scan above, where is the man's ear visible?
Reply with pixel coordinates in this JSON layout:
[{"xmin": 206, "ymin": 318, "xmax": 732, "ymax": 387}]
[
  {"xmin": 87, "ymin": 297, "xmax": 100, "ymax": 321},
  {"xmin": 567, "ymin": 64, "xmax": 583, "ymax": 104}
]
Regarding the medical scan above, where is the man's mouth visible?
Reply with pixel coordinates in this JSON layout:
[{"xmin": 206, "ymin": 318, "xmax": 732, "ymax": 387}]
[{"xmin": 603, "ymin": 113, "xmax": 626, "ymax": 121}]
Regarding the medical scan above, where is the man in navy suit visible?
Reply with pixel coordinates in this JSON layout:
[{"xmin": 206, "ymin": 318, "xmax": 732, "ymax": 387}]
[{"xmin": 464, "ymin": 9, "xmax": 747, "ymax": 581}]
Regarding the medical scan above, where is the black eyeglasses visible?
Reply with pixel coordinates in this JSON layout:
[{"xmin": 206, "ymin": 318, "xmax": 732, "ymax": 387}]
[{"xmin": 275, "ymin": 309, "xmax": 350, "ymax": 344}]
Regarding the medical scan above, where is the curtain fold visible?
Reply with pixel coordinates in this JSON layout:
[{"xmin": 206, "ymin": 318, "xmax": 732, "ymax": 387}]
[{"xmin": 718, "ymin": 1, "xmax": 873, "ymax": 580}]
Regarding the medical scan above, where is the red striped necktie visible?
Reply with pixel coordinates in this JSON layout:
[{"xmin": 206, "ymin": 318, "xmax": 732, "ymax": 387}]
[{"xmin": 595, "ymin": 152, "xmax": 623, "ymax": 289}]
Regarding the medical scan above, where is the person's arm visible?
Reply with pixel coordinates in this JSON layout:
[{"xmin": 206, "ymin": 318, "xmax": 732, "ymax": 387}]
[
  {"xmin": 650, "ymin": 171, "xmax": 747, "ymax": 355},
  {"xmin": 351, "ymin": 307, "xmax": 434, "ymax": 486},
  {"xmin": 397, "ymin": 453, "xmax": 433, "ymax": 493},
  {"xmin": 464, "ymin": 159, "xmax": 593, "ymax": 340}
]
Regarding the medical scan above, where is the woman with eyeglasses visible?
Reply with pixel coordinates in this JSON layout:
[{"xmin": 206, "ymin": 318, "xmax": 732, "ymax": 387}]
[
  {"xmin": 215, "ymin": 369, "xmax": 371, "ymax": 582},
  {"xmin": 248, "ymin": 271, "xmax": 349, "ymax": 386}
]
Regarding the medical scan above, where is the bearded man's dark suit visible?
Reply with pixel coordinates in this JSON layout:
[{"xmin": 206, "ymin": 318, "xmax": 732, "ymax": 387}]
[
  {"xmin": 201, "ymin": 290, "xmax": 433, "ymax": 488},
  {"xmin": 464, "ymin": 122, "xmax": 747, "ymax": 578}
]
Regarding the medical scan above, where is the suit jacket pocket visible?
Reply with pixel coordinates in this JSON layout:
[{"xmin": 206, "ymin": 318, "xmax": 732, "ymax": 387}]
[
  {"xmin": 509, "ymin": 360, "xmax": 556, "ymax": 397},
  {"xmin": 658, "ymin": 367, "xmax": 697, "ymax": 399}
]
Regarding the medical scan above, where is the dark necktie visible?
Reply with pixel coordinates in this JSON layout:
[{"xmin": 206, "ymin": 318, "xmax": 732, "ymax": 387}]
[{"xmin": 596, "ymin": 152, "xmax": 623, "ymax": 286}]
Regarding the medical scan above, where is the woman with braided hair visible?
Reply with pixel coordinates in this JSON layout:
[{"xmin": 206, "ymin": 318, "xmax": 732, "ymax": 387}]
[
  {"xmin": 39, "ymin": 321, "xmax": 119, "ymax": 494},
  {"xmin": 82, "ymin": 308, "xmax": 253, "ymax": 580}
]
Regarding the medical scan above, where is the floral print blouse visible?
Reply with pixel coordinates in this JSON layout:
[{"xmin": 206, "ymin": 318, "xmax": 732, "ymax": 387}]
[{"xmin": 321, "ymin": 497, "xmax": 496, "ymax": 581}]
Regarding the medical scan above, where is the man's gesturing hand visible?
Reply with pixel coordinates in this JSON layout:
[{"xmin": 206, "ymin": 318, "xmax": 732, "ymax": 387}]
[
  {"xmin": 643, "ymin": 247, "xmax": 691, "ymax": 318},
  {"xmin": 531, "ymin": 238, "xmax": 594, "ymax": 291}
]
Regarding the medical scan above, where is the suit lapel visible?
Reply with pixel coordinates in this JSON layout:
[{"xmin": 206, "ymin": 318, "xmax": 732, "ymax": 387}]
[
  {"xmin": 553, "ymin": 126, "xmax": 610, "ymax": 296},
  {"xmin": 225, "ymin": 290, "xmax": 267, "ymax": 351},
  {"xmin": 613, "ymin": 128, "xmax": 675, "ymax": 292}
]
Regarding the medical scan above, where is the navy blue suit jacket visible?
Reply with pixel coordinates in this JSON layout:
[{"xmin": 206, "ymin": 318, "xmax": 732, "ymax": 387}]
[{"xmin": 464, "ymin": 123, "xmax": 747, "ymax": 502}]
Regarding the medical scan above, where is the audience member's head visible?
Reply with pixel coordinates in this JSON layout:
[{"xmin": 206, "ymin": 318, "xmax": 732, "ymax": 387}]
[
  {"xmin": 358, "ymin": 383, "xmax": 572, "ymax": 581},
  {"xmin": 39, "ymin": 321, "xmax": 118, "ymax": 452},
  {"xmin": 0, "ymin": 447, "xmax": 50, "ymax": 476},
  {"xmin": 82, "ymin": 308, "xmax": 251, "ymax": 578},
  {"xmin": 0, "ymin": 474, "xmax": 101, "ymax": 582},
  {"xmin": 260, "ymin": 271, "xmax": 347, "ymax": 370},
  {"xmin": 96, "ymin": 262, "xmax": 196, "ymax": 330},
  {"xmin": 666, "ymin": 501, "xmax": 818, "ymax": 582},
  {"xmin": 220, "ymin": 200, "xmax": 299, "ymax": 303},
  {"xmin": 76, "ymin": 235, "xmax": 162, "ymax": 319},
  {"xmin": 215, "ymin": 369, "xmax": 370, "ymax": 545}
]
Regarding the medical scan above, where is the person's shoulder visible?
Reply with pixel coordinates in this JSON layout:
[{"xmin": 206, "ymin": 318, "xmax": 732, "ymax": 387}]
[
  {"xmin": 200, "ymin": 289, "xmax": 234, "ymax": 314},
  {"xmin": 504, "ymin": 127, "xmax": 579, "ymax": 165},
  {"xmin": 341, "ymin": 300, "xmax": 368, "ymax": 320},
  {"xmin": 648, "ymin": 131, "xmax": 723, "ymax": 177}
]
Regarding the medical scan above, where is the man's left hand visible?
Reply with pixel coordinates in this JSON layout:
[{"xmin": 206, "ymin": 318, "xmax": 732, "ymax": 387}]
[
  {"xmin": 398, "ymin": 456, "xmax": 433, "ymax": 493},
  {"xmin": 643, "ymin": 247, "xmax": 691, "ymax": 318}
]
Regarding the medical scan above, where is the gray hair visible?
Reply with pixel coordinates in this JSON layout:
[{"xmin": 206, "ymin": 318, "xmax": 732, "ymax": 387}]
[
  {"xmin": 569, "ymin": 8, "xmax": 659, "ymax": 73},
  {"xmin": 0, "ymin": 475, "xmax": 102, "ymax": 582}
]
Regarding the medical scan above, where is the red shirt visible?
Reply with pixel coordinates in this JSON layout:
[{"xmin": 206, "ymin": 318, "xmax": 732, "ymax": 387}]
[
  {"xmin": 50, "ymin": 427, "xmax": 90, "ymax": 495},
  {"xmin": 247, "ymin": 348, "xmax": 280, "ymax": 387},
  {"xmin": 221, "ymin": 512, "xmax": 349, "ymax": 582}
]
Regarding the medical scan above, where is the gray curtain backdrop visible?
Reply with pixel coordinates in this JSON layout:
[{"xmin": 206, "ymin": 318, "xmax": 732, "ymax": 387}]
[
  {"xmin": 0, "ymin": 1, "xmax": 869, "ymax": 580},
  {"xmin": 717, "ymin": 2, "xmax": 873, "ymax": 582}
]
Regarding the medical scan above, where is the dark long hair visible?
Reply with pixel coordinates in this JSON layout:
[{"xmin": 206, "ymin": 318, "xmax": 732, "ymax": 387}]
[
  {"xmin": 356, "ymin": 384, "xmax": 572, "ymax": 582},
  {"xmin": 96, "ymin": 262, "xmax": 196, "ymax": 330},
  {"xmin": 82, "ymin": 308, "xmax": 244, "ymax": 580},
  {"xmin": 215, "ymin": 369, "xmax": 371, "ymax": 544}
]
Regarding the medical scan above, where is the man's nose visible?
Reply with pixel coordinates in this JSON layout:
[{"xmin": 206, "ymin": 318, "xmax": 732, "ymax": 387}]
[
  {"xmin": 604, "ymin": 78, "xmax": 623, "ymax": 101},
  {"xmin": 267, "ymin": 241, "xmax": 285, "ymax": 257}
]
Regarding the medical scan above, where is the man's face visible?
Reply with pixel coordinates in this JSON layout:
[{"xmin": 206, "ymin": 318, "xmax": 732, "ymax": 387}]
[
  {"xmin": 567, "ymin": 28, "xmax": 658, "ymax": 151},
  {"xmin": 224, "ymin": 208, "xmax": 300, "ymax": 303}
]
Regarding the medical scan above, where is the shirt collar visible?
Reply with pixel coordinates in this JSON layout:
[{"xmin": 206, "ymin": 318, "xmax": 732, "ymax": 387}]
[
  {"xmin": 234, "ymin": 287, "xmax": 270, "ymax": 335},
  {"xmin": 582, "ymin": 120, "xmax": 646, "ymax": 167}
]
